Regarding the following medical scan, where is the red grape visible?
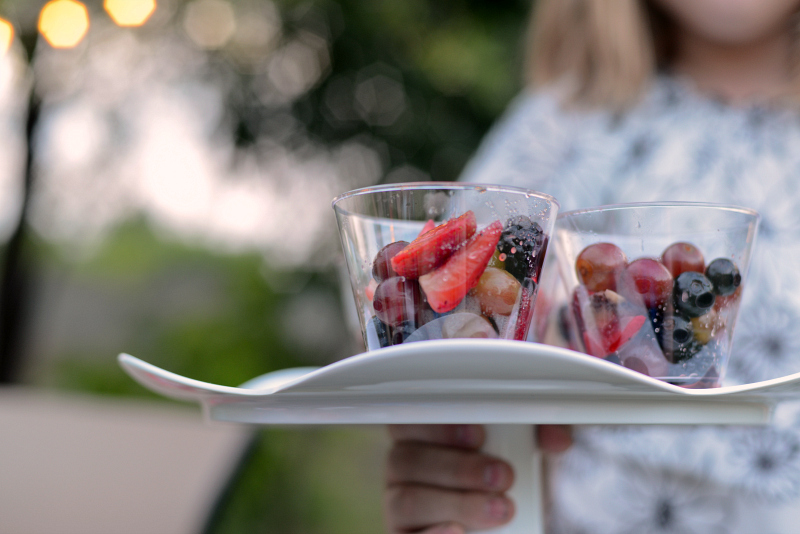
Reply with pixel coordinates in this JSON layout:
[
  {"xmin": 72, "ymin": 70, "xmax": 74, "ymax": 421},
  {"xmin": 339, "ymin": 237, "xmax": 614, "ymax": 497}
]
[
  {"xmin": 619, "ymin": 258, "xmax": 674, "ymax": 308},
  {"xmin": 661, "ymin": 242, "xmax": 704, "ymax": 278},
  {"xmin": 714, "ymin": 285, "xmax": 742, "ymax": 310},
  {"xmin": 372, "ymin": 241, "xmax": 409, "ymax": 282},
  {"xmin": 575, "ymin": 243, "xmax": 627, "ymax": 292},
  {"xmin": 473, "ymin": 267, "xmax": 521, "ymax": 316},
  {"xmin": 372, "ymin": 276, "xmax": 423, "ymax": 327}
]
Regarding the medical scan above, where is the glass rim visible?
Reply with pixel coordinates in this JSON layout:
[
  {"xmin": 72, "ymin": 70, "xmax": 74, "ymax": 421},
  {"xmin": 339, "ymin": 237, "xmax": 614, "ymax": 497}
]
[
  {"xmin": 331, "ymin": 181, "xmax": 560, "ymax": 213},
  {"xmin": 558, "ymin": 201, "xmax": 760, "ymax": 221}
]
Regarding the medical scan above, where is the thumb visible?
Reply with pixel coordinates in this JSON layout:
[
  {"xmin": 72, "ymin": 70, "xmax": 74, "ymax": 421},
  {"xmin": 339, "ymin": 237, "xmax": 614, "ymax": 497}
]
[{"xmin": 536, "ymin": 425, "xmax": 573, "ymax": 453}]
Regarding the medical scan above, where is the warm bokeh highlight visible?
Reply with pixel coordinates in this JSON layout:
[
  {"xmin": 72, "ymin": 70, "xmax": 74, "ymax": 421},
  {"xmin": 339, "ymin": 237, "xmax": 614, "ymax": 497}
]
[
  {"xmin": 104, "ymin": 0, "xmax": 156, "ymax": 27},
  {"xmin": 183, "ymin": 0, "xmax": 235, "ymax": 50},
  {"xmin": 38, "ymin": 0, "xmax": 90, "ymax": 49},
  {"xmin": 0, "ymin": 19, "xmax": 13, "ymax": 55}
]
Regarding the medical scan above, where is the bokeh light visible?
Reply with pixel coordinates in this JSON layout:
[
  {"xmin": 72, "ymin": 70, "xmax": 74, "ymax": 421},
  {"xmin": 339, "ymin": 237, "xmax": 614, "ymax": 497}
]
[
  {"xmin": 0, "ymin": 19, "xmax": 13, "ymax": 55},
  {"xmin": 267, "ymin": 35, "xmax": 328, "ymax": 101},
  {"xmin": 38, "ymin": 0, "xmax": 90, "ymax": 49},
  {"xmin": 183, "ymin": 0, "xmax": 235, "ymax": 50},
  {"xmin": 104, "ymin": 0, "xmax": 156, "ymax": 27}
]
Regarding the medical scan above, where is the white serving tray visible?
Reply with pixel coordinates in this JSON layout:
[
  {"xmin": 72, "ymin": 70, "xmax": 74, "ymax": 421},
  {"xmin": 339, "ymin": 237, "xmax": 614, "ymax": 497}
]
[{"xmin": 119, "ymin": 339, "xmax": 800, "ymax": 426}]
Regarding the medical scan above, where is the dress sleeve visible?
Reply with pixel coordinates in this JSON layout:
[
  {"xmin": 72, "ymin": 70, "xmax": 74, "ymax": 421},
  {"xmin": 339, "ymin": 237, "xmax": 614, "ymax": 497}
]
[{"xmin": 458, "ymin": 89, "xmax": 571, "ymax": 194}]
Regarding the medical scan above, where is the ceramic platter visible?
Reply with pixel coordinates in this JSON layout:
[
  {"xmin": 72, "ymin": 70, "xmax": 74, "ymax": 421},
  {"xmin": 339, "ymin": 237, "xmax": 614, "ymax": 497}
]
[{"xmin": 119, "ymin": 339, "xmax": 800, "ymax": 426}]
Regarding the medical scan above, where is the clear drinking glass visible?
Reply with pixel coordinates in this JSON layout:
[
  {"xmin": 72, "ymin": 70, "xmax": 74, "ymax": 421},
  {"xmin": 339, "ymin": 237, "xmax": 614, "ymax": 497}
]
[
  {"xmin": 555, "ymin": 202, "xmax": 759, "ymax": 388},
  {"xmin": 333, "ymin": 182, "xmax": 559, "ymax": 351}
]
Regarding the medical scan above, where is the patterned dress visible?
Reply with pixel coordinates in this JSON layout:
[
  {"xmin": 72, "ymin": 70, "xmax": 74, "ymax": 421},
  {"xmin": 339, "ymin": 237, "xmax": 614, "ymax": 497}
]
[{"xmin": 460, "ymin": 76, "xmax": 800, "ymax": 534}]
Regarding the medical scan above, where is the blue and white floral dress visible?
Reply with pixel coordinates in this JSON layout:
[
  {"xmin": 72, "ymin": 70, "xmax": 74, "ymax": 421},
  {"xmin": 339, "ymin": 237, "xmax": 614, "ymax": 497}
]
[{"xmin": 461, "ymin": 77, "xmax": 800, "ymax": 534}]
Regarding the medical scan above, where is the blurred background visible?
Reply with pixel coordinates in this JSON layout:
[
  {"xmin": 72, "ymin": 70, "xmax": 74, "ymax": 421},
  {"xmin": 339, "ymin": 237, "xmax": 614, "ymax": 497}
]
[{"xmin": 0, "ymin": 0, "xmax": 530, "ymax": 532}]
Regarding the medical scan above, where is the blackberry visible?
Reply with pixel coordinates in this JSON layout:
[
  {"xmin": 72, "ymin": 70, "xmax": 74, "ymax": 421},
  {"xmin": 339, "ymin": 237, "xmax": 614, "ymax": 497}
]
[{"xmin": 497, "ymin": 216, "xmax": 545, "ymax": 282}]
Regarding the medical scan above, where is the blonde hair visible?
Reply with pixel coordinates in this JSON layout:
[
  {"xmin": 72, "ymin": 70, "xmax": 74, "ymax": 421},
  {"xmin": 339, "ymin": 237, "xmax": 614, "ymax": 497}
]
[{"xmin": 525, "ymin": 0, "xmax": 675, "ymax": 110}]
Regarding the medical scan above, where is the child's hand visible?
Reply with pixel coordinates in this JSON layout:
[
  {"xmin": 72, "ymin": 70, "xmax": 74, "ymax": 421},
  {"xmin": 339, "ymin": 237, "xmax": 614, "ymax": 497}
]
[{"xmin": 384, "ymin": 424, "xmax": 572, "ymax": 534}]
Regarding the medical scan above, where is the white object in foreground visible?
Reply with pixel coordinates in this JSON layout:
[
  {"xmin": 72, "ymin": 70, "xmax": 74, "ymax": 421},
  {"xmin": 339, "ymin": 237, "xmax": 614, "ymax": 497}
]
[
  {"xmin": 119, "ymin": 339, "xmax": 800, "ymax": 426},
  {"xmin": 119, "ymin": 339, "xmax": 800, "ymax": 534}
]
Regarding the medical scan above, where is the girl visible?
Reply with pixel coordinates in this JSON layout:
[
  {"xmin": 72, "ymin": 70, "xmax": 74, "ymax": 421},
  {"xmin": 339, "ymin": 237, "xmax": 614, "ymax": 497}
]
[{"xmin": 385, "ymin": 0, "xmax": 800, "ymax": 532}]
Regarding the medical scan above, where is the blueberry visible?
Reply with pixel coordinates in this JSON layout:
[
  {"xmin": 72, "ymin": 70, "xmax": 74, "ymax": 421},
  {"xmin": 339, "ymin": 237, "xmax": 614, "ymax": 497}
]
[
  {"xmin": 368, "ymin": 316, "xmax": 392, "ymax": 349},
  {"xmin": 389, "ymin": 321, "xmax": 417, "ymax": 345},
  {"xmin": 641, "ymin": 306, "xmax": 664, "ymax": 348},
  {"xmin": 673, "ymin": 272, "xmax": 716, "ymax": 318},
  {"xmin": 670, "ymin": 335, "xmax": 702, "ymax": 363},
  {"xmin": 648, "ymin": 306, "xmax": 664, "ymax": 327},
  {"xmin": 366, "ymin": 316, "xmax": 420, "ymax": 348},
  {"xmin": 666, "ymin": 340, "xmax": 719, "ymax": 384},
  {"xmin": 647, "ymin": 305, "xmax": 665, "ymax": 335},
  {"xmin": 497, "ymin": 217, "xmax": 545, "ymax": 283},
  {"xmin": 657, "ymin": 313, "xmax": 696, "ymax": 362},
  {"xmin": 705, "ymin": 258, "xmax": 741, "ymax": 296}
]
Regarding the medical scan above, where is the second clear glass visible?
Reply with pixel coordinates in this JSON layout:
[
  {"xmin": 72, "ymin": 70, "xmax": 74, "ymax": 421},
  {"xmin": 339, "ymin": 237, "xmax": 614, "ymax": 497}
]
[{"xmin": 555, "ymin": 202, "xmax": 759, "ymax": 388}]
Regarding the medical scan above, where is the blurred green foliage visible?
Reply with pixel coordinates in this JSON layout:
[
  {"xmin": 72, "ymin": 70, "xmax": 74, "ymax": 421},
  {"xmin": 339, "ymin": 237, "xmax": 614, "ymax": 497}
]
[
  {"xmin": 233, "ymin": 0, "xmax": 530, "ymax": 181},
  {"xmin": 42, "ymin": 218, "xmax": 352, "ymax": 393}
]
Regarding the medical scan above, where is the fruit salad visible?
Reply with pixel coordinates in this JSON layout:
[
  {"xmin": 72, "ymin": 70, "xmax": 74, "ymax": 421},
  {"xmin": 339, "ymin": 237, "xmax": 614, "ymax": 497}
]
[
  {"xmin": 570, "ymin": 241, "xmax": 742, "ymax": 387},
  {"xmin": 364, "ymin": 210, "xmax": 548, "ymax": 349}
]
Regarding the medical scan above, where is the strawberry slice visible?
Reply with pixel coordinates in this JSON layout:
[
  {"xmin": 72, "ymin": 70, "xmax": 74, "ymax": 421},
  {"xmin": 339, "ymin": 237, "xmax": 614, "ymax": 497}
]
[
  {"xmin": 419, "ymin": 219, "xmax": 436, "ymax": 236},
  {"xmin": 583, "ymin": 330, "xmax": 610, "ymax": 358},
  {"xmin": 607, "ymin": 315, "xmax": 646, "ymax": 353},
  {"xmin": 391, "ymin": 211, "xmax": 477, "ymax": 279},
  {"xmin": 582, "ymin": 314, "xmax": 646, "ymax": 358},
  {"xmin": 419, "ymin": 220, "xmax": 503, "ymax": 313},
  {"xmin": 365, "ymin": 278, "xmax": 378, "ymax": 302}
]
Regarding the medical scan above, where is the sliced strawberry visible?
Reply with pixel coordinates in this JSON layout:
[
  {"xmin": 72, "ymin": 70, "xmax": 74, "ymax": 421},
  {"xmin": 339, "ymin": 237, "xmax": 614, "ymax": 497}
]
[
  {"xmin": 618, "ymin": 315, "xmax": 647, "ymax": 348},
  {"xmin": 606, "ymin": 315, "xmax": 646, "ymax": 353},
  {"xmin": 583, "ymin": 330, "xmax": 610, "ymax": 358},
  {"xmin": 571, "ymin": 287, "xmax": 588, "ymax": 336},
  {"xmin": 419, "ymin": 220, "xmax": 503, "ymax": 313},
  {"xmin": 391, "ymin": 211, "xmax": 477, "ymax": 279},
  {"xmin": 573, "ymin": 286, "xmax": 614, "ymax": 356},
  {"xmin": 419, "ymin": 219, "xmax": 436, "ymax": 236},
  {"xmin": 365, "ymin": 278, "xmax": 378, "ymax": 302}
]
